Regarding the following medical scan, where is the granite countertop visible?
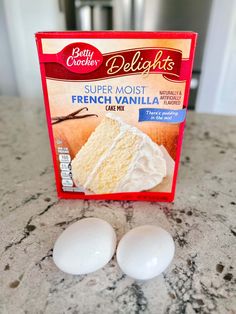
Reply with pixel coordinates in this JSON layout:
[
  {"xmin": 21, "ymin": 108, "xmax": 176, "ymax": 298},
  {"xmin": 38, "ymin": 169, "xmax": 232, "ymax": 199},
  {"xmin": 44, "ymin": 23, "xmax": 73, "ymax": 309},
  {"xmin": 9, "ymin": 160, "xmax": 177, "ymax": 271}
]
[{"xmin": 0, "ymin": 96, "xmax": 236, "ymax": 314}]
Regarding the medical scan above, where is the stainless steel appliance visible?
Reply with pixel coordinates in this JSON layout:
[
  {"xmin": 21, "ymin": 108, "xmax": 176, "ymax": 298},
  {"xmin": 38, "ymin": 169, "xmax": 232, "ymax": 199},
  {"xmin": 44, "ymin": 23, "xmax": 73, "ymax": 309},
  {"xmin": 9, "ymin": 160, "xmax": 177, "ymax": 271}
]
[{"xmin": 64, "ymin": 0, "xmax": 213, "ymax": 109}]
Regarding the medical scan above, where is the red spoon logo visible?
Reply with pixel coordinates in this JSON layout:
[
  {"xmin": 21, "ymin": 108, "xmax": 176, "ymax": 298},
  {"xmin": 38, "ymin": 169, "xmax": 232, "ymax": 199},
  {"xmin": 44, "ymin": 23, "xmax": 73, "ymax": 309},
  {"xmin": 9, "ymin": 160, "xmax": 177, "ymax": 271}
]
[{"xmin": 59, "ymin": 42, "xmax": 103, "ymax": 74}]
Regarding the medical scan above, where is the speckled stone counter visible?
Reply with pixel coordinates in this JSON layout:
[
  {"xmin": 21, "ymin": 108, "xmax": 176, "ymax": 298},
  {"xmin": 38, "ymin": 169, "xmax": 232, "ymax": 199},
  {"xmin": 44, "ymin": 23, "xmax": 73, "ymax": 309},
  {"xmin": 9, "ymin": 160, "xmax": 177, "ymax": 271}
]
[{"xmin": 0, "ymin": 96, "xmax": 236, "ymax": 314}]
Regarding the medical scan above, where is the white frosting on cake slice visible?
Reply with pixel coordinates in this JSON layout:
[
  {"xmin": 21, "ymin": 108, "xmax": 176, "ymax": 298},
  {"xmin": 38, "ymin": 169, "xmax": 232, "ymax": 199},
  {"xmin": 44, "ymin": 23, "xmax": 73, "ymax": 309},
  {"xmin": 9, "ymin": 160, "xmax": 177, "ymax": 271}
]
[{"xmin": 104, "ymin": 114, "xmax": 166, "ymax": 192}]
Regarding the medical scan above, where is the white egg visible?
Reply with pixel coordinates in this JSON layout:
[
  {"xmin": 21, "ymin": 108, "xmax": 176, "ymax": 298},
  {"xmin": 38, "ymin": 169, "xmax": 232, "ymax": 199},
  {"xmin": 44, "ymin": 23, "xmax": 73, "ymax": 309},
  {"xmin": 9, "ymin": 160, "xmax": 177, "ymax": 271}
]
[
  {"xmin": 116, "ymin": 225, "xmax": 175, "ymax": 280},
  {"xmin": 53, "ymin": 218, "xmax": 116, "ymax": 275}
]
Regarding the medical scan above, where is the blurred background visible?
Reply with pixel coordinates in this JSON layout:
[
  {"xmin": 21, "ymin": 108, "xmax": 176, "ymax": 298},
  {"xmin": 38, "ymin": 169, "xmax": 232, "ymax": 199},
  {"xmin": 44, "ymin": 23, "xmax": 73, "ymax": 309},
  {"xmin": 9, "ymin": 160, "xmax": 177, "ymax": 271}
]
[{"xmin": 0, "ymin": 0, "xmax": 236, "ymax": 114}]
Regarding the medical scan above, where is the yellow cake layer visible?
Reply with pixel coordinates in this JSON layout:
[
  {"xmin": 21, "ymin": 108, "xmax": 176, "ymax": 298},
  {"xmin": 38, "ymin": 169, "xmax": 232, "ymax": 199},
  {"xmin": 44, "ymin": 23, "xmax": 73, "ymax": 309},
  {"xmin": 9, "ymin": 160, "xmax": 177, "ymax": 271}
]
[
  {"xmin": 71, "ymin": 116, "xmax": 120, "ymax": 186},
  {"xmin": 86, "ymin": 131, "xmax": 140, "ymax": 194}
]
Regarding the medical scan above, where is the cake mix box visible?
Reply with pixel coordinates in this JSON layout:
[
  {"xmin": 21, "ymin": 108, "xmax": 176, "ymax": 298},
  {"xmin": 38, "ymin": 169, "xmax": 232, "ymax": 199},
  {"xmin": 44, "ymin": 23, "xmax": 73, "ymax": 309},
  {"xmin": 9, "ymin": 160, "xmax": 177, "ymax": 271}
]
[{"xmin": 35, "ymin": 31, "xmax": 197, "ymax": 202}]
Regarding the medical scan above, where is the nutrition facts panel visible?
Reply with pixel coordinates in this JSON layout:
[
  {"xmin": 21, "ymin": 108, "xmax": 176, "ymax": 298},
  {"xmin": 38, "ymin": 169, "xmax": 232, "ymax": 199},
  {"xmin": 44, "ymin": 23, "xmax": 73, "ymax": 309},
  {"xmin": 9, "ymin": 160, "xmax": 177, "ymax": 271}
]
[
  {"xmin": 57, "ymin": 147, "xmax": 85, "ymax": 193},
  {"xmin": 57, "ymin": 147, "xmax": 73, "ymax": 187}
]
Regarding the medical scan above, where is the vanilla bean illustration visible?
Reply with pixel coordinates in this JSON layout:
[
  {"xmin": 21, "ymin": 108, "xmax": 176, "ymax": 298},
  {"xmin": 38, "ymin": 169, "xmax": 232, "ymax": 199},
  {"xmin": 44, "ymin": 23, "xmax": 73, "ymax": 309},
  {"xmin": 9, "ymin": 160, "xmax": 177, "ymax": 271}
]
[{"xmin": 51, "ymin": 107, "xmax": 98, "ymax": 125}]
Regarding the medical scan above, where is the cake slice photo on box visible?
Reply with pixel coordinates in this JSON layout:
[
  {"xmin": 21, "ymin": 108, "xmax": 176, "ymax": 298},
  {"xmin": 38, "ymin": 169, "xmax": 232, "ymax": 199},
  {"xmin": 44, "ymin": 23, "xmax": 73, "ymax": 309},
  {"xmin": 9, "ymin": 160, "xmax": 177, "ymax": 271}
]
[{"xmin": 71, "ymin": 114, "xmax": 172, "ymax": 194}]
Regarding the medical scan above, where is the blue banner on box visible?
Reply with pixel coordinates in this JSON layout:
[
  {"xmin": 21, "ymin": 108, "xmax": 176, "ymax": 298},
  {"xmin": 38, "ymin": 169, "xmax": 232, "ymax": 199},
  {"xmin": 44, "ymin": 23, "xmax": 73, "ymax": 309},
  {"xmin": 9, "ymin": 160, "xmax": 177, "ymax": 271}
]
[{"xmin": 138, "ymin": 108, "xmax": 186, "ymax": 123}]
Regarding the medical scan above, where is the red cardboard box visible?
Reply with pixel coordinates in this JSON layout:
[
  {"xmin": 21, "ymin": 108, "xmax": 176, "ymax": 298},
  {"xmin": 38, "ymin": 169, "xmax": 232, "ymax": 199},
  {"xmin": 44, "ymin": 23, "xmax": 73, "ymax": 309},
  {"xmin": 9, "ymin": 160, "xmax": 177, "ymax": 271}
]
[{"xmin": 35, "ymin": 31, "xmax": 197, "ymax": 202}]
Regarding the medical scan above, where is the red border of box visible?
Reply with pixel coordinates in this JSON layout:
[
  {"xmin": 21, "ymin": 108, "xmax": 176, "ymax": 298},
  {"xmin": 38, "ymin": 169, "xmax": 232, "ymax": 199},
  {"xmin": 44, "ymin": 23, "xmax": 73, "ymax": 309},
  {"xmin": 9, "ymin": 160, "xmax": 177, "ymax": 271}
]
[{"xmin": 35, "ymin": 31, "xmax": 197, "ymax": 202}]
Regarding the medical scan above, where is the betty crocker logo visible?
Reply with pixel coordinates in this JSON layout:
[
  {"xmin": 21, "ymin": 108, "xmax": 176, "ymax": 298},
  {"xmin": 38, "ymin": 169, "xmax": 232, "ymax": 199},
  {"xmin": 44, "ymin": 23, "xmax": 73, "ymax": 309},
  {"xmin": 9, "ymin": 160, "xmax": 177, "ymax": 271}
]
[{"xmin": 60, "ymin": 42, "xmax": 103, "ymax": 74}]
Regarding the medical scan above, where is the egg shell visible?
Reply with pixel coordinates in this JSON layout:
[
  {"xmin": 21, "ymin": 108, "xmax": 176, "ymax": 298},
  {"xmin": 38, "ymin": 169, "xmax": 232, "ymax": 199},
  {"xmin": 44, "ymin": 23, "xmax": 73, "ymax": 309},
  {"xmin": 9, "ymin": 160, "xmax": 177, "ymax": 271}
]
[
  {"xmin": 53, "ymin": 218, "xmax": 116, "ymax": 275},
  {"xmin": 116, "ymin": 225, "xmax": 175, "ymax": 280}
]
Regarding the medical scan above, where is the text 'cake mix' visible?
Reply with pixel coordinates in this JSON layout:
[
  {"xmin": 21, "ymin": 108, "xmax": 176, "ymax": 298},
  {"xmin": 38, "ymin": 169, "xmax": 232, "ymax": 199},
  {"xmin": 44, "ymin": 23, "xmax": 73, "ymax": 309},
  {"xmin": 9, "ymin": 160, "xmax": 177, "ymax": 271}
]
[{"xmin": 35, "ymin": 31, "xmax": 197, "ymax": 202}]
